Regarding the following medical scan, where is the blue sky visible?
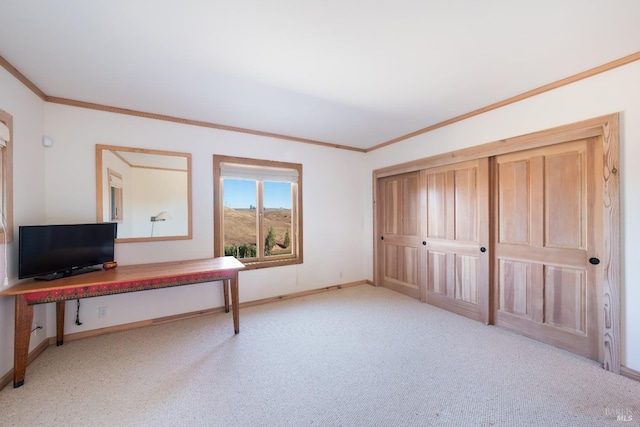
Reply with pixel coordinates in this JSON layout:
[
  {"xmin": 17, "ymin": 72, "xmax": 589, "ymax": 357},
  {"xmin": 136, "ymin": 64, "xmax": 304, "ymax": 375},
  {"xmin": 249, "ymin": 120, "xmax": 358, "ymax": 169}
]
[{"xmin": 223, "ymin": 179, "xmax": 291, "ymax": 209}]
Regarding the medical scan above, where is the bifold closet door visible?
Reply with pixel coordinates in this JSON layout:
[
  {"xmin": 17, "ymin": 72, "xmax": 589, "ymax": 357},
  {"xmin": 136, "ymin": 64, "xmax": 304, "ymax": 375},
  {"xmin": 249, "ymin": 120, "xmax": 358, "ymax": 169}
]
[
  {"xmin": 494, "ymin": 138, "xmax": 603, "ymax": 361},
  {"xmin": 377, "ymin": 171, "xmax": 422, "ymax": 299},
  {"xmin": 422, "ymin": 158, "xmax": 490, "ymax": 323}
]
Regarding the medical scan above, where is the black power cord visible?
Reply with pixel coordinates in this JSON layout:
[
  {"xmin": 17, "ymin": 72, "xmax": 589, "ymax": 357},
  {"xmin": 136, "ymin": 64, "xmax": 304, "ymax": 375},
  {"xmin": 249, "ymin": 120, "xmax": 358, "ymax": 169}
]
[{"xmin": 75, "ymin": 299, "xmax": 82, "ymax": 325}]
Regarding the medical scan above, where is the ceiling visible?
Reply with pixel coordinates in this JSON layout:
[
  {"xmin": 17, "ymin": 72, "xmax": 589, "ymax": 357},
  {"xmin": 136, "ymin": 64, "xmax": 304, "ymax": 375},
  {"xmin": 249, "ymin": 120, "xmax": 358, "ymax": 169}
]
[{"xmin": 1, "ymin": 1, "xmax": 639, "ymax": 151}]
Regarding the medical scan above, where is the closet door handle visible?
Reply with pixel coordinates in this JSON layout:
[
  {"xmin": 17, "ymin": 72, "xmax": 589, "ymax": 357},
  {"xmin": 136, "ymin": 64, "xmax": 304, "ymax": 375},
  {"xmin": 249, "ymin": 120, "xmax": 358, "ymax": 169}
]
[
  {"xmin": 422, "ymin": 241, "xmax": 426, "ymax": 246},
  {"xmin": 380, "ymin": 236, "xmax": 384, "ymax": 240},
  {"xmin": 480, "ymin": 247, "xmax": 487, "ymax": 253},
  {"xmin": 589, "ymin": 257, "xmax": 600, "ymax": 265}
]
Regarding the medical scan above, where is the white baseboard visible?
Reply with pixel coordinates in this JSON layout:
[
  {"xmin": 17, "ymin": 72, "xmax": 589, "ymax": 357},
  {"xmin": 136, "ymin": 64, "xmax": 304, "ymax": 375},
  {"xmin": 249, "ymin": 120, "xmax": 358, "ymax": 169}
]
[{"xmin": 621, "ymin": 365, "xmax": 640, "ymax": 382}]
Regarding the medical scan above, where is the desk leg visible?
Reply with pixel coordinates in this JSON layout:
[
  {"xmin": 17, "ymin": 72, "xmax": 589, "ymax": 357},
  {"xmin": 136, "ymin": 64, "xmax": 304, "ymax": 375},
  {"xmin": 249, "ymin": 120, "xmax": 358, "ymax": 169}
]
[
  {"xmin": 13, "ymin": 295, "xmax": 33, "ymax": 388},
  {"xmin": 223, "ymin": 278, "xmax": 230, "ymax": 313},
  {"xmin": 230, "ymin": 272, "xmax": 239, "ymax": 334},
  {"xmin": 56, "ymin": 301, "xmax": 65, "ymax": 346}
]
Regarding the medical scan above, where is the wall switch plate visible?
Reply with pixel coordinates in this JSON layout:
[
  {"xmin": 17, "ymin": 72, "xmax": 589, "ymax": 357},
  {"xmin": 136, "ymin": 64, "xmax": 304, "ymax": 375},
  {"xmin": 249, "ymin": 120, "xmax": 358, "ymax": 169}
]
[{"xmin": 98, "ymin": 306, "xmax": 108, "ymax": 318}]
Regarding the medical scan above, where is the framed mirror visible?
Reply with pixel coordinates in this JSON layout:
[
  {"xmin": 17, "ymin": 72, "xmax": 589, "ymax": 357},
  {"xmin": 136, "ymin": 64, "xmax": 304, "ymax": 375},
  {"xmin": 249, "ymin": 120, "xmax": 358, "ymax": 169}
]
[{"xmin": 96, "ymin": 144, "xmax": 192, "ymax": 242}]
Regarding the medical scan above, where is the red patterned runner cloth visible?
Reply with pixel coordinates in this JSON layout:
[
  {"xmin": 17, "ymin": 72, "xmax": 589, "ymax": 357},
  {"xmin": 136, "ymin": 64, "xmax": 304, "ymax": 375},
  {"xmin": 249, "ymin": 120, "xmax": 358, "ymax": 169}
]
[{"xmin": 24, "ymin": 270, "xmax": 234, "ymax": 304}]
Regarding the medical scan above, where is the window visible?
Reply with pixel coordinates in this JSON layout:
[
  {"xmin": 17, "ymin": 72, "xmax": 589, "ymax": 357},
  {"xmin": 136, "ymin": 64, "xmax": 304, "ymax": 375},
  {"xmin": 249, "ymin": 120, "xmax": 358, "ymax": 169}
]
[
  {"xmin": 0, "ymin": 110, "xmax": 13, "ymax": 243},
  {"xmin": 214, "ymin": 155, "xmax": 302, "ymax": 269},
  {"xmin": 108, "ymin": 168, "xmax": 123, "ymax": 222}
]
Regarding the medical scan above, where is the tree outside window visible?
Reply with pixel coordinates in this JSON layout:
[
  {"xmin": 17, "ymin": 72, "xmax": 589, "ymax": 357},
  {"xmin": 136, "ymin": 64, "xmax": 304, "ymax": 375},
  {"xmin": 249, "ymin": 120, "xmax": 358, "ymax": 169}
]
[{"xmin": 214, "ymin": 155, "xmax": 302, "ymax": 269}]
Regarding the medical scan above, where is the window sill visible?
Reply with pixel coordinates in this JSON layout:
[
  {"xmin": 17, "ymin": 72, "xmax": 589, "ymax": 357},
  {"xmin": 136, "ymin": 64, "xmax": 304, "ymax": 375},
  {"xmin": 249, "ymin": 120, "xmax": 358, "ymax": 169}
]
[{"xmin": 239, "ymin": 258, "xmax": 302, "ymax": 271}]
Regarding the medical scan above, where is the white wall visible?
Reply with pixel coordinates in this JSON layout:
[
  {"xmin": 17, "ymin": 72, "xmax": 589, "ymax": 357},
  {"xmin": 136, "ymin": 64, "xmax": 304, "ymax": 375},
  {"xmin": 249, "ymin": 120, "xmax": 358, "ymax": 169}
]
[
  {"xmin": 2, "ymin": 56, "xmax": 639, "ymax": 381},
  {"xmin": 364, "ymin": 60, "xmax": 640, "ymax": 372},
  {"xmin": 42, "ymin": 103, "xmax": 369, "ymax": 337},
  {"xmin": 0, "ymin": 67, "xmax": 47, "ymax": 375},
  {"xmin": 131, "ymin": 168, "xmax": 188, "ymax": 238}
]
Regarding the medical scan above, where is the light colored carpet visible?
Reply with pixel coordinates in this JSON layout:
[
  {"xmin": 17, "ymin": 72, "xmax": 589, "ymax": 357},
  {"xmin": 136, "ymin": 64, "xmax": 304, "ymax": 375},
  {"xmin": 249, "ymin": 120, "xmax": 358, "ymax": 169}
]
[{"xmin": 0, "ymin": 284, "xmax": 638, "ymax": 426}]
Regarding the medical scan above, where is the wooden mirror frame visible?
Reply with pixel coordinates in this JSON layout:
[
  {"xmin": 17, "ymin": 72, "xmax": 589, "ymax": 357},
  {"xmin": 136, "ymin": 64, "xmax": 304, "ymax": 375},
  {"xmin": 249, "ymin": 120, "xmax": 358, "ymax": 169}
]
[{"xmin": 95, "ymin": 144, "xmax": 192, "ymax": 243}]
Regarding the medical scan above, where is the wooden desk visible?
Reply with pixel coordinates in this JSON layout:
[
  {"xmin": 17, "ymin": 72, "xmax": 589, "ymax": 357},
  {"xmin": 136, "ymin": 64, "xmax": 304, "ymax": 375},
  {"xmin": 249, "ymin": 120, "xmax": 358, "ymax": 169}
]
[{"xmin": 0, "ymin": 256, "xmax": 245, "ymax": 388}]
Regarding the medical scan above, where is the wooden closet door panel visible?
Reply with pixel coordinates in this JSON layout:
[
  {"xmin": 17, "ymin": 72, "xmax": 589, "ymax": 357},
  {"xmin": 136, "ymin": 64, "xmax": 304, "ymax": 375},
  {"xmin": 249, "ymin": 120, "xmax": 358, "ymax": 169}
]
[
  {"xmin": 426, "ymin": 172, "xmax": 447, "ymax": 239},
  {"xmin": 382, "ymin": 180, "xmax": 398, "ymax": 235},
  {"xmin": 402, "ymin": 175, "xmax": 419, "ymax": 237},
  {"xmin": 383, "ymin": 245, "xmax": 399, "ymax": 281},
  {"xmin": 382, "ymin": 245, "xmax": 419, "ymax": 286},
  {"xmin": 423, "ymin": 159, "xmax": 489, "ymax": 323},
  {"xmin": 426, "ymin": 251, "xmax": 447, "ymax": 295},
  {"xmin": 544, "ymin": 266, "xmax": 586, "ymax": 334},
  {"xmin": 377, "ymin": 172, "xmax": 422, "ymax": 299},
  {"xmin": 497, "ymin": 159, "xmax": 531, "ymax": 245},
  {"xmin": 495, "ymin": 139, "xmax": 602, "ymax": 361},
  {"xmin": 456, "ymin": 254, "xmax": 478, "ymax": 304},
  {"xmin": 545, "ymin": 150, "xmax": 586, "ymax": 249},
  {"xmin": 498, "ymin": 259, "xmax": 531, "ymax": 317},
  {"xmin": 454, "ymin": 167, "xmax": 478, "ymax": 242}
]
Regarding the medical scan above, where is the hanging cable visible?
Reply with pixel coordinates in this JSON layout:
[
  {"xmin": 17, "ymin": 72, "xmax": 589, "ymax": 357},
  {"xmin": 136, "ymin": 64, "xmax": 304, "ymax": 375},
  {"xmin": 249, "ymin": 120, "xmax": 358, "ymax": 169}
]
[{"xmin": 75, "ymin": 299, "xmax": 82, "ymax": 325}]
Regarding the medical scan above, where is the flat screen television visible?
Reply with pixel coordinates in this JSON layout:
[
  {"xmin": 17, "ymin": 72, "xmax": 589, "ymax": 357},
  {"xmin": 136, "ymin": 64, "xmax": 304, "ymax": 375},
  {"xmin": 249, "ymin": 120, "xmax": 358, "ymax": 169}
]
[{"xmin": 19, "ymin": 223, "xmax": 117, "ymax": 280}]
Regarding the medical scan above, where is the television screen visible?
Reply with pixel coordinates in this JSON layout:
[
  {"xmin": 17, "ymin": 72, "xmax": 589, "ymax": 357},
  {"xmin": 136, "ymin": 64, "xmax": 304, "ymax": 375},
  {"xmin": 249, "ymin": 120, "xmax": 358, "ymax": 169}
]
[{"xmin": 19, "ymin": 223, "xmax": 117, "ymax": 280}]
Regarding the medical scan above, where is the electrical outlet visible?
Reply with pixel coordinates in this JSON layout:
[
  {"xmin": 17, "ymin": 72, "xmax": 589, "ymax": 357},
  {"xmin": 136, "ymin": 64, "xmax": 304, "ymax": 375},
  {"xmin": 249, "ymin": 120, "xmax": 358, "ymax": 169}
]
[
  {"xmin": 98, "ymin": 306, "xmax": 108, "ymax": 318},
  {"xmin": 32, "ymin": 321, "xmax": 42, "ymax": 336}
]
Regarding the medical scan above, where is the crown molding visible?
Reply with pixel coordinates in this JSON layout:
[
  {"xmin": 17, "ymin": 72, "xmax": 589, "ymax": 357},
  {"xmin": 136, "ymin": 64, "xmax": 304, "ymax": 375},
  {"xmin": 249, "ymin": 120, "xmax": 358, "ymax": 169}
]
[
  {"xmin": 365, "ymin": 51, "xmax": 640, "ymax": 152},
  {"xmin": 2, "ymin": 51, "xmax": 638, "ymax": 153},
  {"xmin": 0, "ymin": 54, "xmax": 47, "ymax": 100},
  {"xmin": 0, "ymin": 53, "xmax": 365, "ymax": 153},
  {"xmin": 46, "ymin": 96, "xmax": 366, "ymax": 153}
]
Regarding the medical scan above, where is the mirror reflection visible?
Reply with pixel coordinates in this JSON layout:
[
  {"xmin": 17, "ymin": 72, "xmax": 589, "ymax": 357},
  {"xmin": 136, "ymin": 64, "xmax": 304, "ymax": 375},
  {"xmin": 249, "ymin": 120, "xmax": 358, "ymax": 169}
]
[{"xmin": 96, "ymin": 145, "xmax": 192, "ymax": 242}]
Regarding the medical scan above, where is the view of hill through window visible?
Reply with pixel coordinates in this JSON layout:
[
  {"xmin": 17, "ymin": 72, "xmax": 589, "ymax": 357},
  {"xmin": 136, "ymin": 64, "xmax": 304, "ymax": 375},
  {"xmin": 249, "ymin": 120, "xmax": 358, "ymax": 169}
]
[{"xmin": 223, "ymin": 179, "xmax": 292, "ymax": 258}]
